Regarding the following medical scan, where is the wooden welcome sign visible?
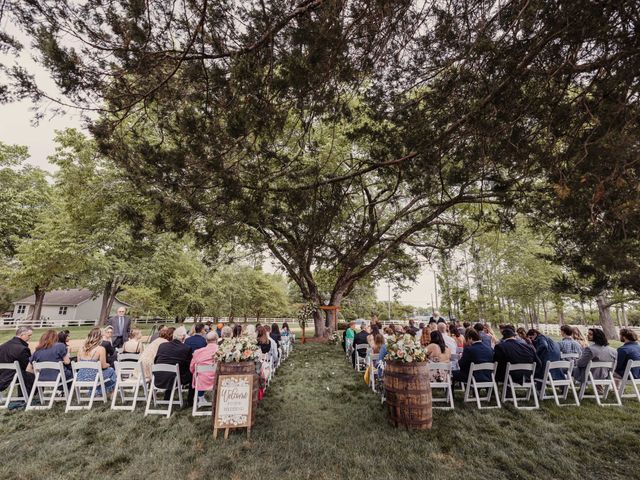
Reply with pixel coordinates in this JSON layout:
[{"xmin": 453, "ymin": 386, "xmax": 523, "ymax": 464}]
[{"xmin": 213, "ymin": 373, "xmax": 254, "ymax": 439}]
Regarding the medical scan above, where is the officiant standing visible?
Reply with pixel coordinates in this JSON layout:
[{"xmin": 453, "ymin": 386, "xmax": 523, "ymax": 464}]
[{"xmin": 107, "ymin": 307, "xmax": 131, "ymax": 349}]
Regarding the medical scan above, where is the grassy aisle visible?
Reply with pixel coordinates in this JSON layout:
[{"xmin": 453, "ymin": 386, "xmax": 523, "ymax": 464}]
[{"xmin": 1, "ymin": 342, "xmax": 640, "ymax": 480}]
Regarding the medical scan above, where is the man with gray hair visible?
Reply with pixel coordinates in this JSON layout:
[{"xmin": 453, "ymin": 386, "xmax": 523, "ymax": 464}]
[
  {"xmin": 153, "ymin": 326, "xmax": 194, "ymax": 405},
  {"xmin": 0, "ymin": 326, "xmax": 35, "ymax": 396},
  {"xmin": 107, "ymin": 306, "xmax": 131, "ymax": 349}
]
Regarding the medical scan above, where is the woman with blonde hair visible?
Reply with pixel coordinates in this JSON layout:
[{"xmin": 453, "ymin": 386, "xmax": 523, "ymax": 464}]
[
  {"xmin": 140, "ymin": 327, "xmax": 173, "ymax": 379},
  {"xmin": 572, "ymin": 327, "xmax": 589, "ymax": 349},
  {"xmin": 77, "ymin": 327, "xmax": 117, "ymax": 394},
  {"xmin": 122, "ymin": 328, "xmax": 144, "ymax": 354}
]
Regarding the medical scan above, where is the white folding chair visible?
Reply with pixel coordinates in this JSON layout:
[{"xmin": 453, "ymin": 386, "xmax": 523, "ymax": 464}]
[
  {"xmin": 367, "ymin": 353, "xmax": 380, "ymax": 392},
  {"xmin": 117, "ymin": 353, "xmax": 141, "ymax": 362},
  {"xmin": 618, "ymin": 359, "xmax": 640, "ymax": 402},
  {"xmin": 192, "ymin": 364, "xmax": 217, "ymax": 417},
  {"xmin": 354, "ymin": 344, "xmax": 369, "ymax": 372},
  {"xmin": 65, "ymin": 361, "xmax": 108, "ymax": 412},
  {"xmin": 536, "ymin": 360, "xmax": 580, "ymax": 406},
  {"xmin": 463, "ymin": 362, "xmax": 501, "ymax": 409},
  {"xmin": 259, "ymin": 353, "xmax": 273, "ymax": 387},
  {"xmin": 560, "ymin": 352, "xmax": 580, "ymax": 362},
  {"xmin": 145, "ymin": 364, "xmax": 183, "ymax": 418},
  {"xmin": 111, "ymin": 361, "xmax": 148, "ymax": 411},
  {"xmin": 0, "ymin": 361, "xmax": 29, "ymax": 409},
  {"xmin": 500, "ymin": 362, "xmax": 539, "ymax": 410},
  {"xmin": 579, "ymin": 360, "xmax": 622, "ymax": 406},
  {"xmin": 26, "ymin": 361, "xmax": 70, "ymax": 410},
  {"xmin": 429, "ymin": 362, "xmax": 454, "ymax": 409}
]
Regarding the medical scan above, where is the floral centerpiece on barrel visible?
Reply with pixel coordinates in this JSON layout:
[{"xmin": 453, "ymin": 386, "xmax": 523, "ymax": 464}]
[
  {"xmin": 383, "ymin": 333, "xmax": 433, "ymax": 430},
  {"xmin": 385, "ymin": 334, "xmax": 429, "ymax": 363},
  {"xmin": 215, "ymin": 336, "xmax": 260, "ymax": 363}
]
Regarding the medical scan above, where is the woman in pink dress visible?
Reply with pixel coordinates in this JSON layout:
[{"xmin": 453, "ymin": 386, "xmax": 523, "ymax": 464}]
[{"xmin": 189, "ymin": 331, "xmax": 219, "ymax": 405}]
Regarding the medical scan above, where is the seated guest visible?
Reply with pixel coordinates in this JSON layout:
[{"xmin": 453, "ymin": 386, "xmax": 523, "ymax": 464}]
[
  {"xmin": 154, "ymin": 326, "xmax": 194, "ymax": 405},
  {"xmin": 215, "ymin": 323, "xmax": 223, "ymax": 337},
  {"xmin": 437, "ymin": 322, "xmax": 458, "ymax": 355},
  {"xmin": 140, "ymin": 327, "xmax": 172, "ymax": 380},
  {"xmin": 256, "ymin": 326, "xmax": 271, "ymax": 354},
  {"xmin": 352, "ymin": 323, "xmax": 371, "ymax": 368},
  {"xmin": 0, "ymin": 326, "xmax": 35, "ymax": 396},
  {"xmin": 270, "ymin": 323, "xmax": 282, "ymax": 347},
  {"xmin": 473, "ymin": 323, "xmax": 494, "ymax": 349},
  {"xmin": 77, "ymin": 327, "xmax": 116, "ymax": 394},
  {"xmin": 615, "ymin": 328, "xmax": 640, "ymax": 380},
  {"xmin": 574, "ymin": 328, "xmax": 617, "ymax": 384},
  {"xmin": 101, "ymin": 326, "xmax": 117, "ymax": 367},
  {"xmin": 232, "ymin": 324, "xmax": 243, "ymax": 338},
  {"xmin": 58, "ymin": 330, "xmax": 71, "ymax": 346},
  {"xmin": 493, "ymin": 328, "xmax": 541, "ymax": 384},
  {"xmin": 122, "ymin": 329, "xmax": 144, "ymax": 354},
  {"xmin": 149, "ymin": 325, "xmax": 165, "ymax": 342},
  {"xmin": 281, "ymin": 322, "xmax": 291, "ymax": 337},
  {"xmin": 344, "ymin": 321, "xmax": 356, "ymax": 352},
  {"xmin": 426, "ymin": 331, "xmax": 451, "ymax": 381},
  {"xmin": 28, "ymin": 329, "xmax": 72, "ymax": 382},
  {"xmin": 452, "ymin": 329, "xmax": 494, "ymax": 384},
  {"xmin": 449, "ymin": 324, "xmax": 464, "ymax": 350},
  {"xmin": 558, "ymin": 325, "xmax": 583, "ymax": 356},
  {"xmin": 185, "ymin": 323, "xmax": 207, "ymax": 352},
  {"xmin": 220, "ymin": 325, "xmax": 233, "ymax": 341},
  {"xmin": 527, "ymin": 329, "xmax": 562, "ymax": 379},
  {"xmin": 264, "ymin": 325, "xmax": 279, "ymax": 366},
  {"xmin": 244, "ymin": 324, "xmax": 257, "ymax": 340},
  {"xmin": 572, "ymin": 327, "xmax": 589, "ymax": 349},
  {"xmin": 190, "ymin": 331, "xmax": 219, "ymax": 406},
  {"xmin": 516, "ymin": 327, "xmax": 531, "ymax": 345}
]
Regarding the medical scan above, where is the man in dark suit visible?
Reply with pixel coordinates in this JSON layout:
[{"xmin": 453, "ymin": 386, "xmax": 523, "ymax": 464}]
[
  {"xmin": 453, "ymin": 329, "xmax": 494, "ymax": 383},
  {"xmin": 107, "ymin": 306, "xmax": 131, "ymax": 349},
  {"xmin": 351, "ymin": 323, "xmax": 370, "ymax": 368},
  {"xmin": 153, "ymin": 326, "xmax": 194, "ymax": 404},
  {"xmin": 493, "ymin": 328, "xmax": 542, "ymax": 384},
  {"xmin": 0, "ymin": 327, "xmax": 35, "ymax": 396},
  {"xmin": 184, "ymin": 323, "xmax": 207, "ymax": 352}
]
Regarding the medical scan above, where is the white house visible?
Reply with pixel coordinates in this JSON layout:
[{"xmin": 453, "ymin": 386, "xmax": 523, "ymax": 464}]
[{"xmin": 12, "ymin": 289, "xmax": 131, "ymax": 321}]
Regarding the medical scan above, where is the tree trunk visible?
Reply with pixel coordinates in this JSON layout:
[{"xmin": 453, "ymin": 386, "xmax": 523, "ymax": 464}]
[
  {"xmin": 542, "ymin": 301, "xmax": 548, "ymax": 324},
  {"xmin": 557, "ymin": 303, "xmax": 565, "ymax": 326},
  {"xmin": 621, "ymin": 302, "xmax": 628, "ymax": 327},
  {"xmin": 30, "ymin": 285, "xmax": 46, "ymax": 321},
  {"xmin": 99, "ymin": 279, "xmax": 120, "ymax": 326},
  {"xmin": 596, "ymin": 293, "xmax": 617, "ymax": 340},
  {"xmin": 312, "ymin": 308, "xmax": 324, "ymax": 338}
]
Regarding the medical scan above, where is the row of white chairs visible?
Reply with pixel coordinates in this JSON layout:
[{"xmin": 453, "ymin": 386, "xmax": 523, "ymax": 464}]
[
  {"xmin": 351, "ymin": 347, "xmax": 640, "ymax": 410},
  {"xmin": 1, "ymin": 338, "xmax": 294, "ymax": 418}
]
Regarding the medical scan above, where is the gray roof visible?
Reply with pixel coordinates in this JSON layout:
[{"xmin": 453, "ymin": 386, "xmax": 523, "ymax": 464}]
[{"xmin": 14, "ymin": 289, "xmax": 95, "ymax": 306}]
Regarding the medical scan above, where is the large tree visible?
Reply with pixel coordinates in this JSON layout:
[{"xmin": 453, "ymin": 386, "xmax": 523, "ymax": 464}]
[{"xmin": 4, "ymin": 1, "xmax": 639, "ymax": 335}]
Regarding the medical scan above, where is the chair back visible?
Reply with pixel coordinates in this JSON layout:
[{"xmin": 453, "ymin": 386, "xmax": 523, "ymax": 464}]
[
  {"xmin": 560, "ymin": 352, "xmax": 580, "ymax": 360},
  {"xmin": 118, "ymin": 353, "xmax": 140, "ymax": 362},
  {"xmin": 151, "ymin": 363, "xmax": 180, "ymax": 375}
]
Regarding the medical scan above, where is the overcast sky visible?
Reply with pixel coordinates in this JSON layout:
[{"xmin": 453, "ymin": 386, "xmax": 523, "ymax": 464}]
[{"xmin": 0, "ymin": 28, "xmax": 438, "ymax": 310}]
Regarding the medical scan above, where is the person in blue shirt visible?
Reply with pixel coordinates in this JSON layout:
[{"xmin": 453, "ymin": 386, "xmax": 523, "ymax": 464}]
[
  {"xmin": 527, "ymin": 329, "xmax": 563, "ymax": 379},
  {"xmin": 184, "ymin": 323, "xmax": 207, "ymax": 352},
  {"xmin": 615, "ymin": 328, "xmax": 640, "ymax": 380},
  {"xmin": 453, "ymin": 328, "xmax": 494, "ymax": 383}
]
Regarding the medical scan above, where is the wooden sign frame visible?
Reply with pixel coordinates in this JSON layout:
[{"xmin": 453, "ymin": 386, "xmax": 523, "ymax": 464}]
[{"xmin": 213, "ymin": 373, "xmax": 254, "ymax": 439}]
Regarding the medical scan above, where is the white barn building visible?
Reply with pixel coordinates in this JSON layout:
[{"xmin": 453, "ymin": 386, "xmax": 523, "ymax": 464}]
[{"xmin": 12, "ymin": 289, "xmax": 131, "ymax": 322}]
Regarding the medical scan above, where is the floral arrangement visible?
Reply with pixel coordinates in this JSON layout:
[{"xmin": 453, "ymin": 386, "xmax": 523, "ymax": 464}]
[
  {"xmin": 297, "ymin": 302, "xmax": 317, "ymax": 329},
  {"xmin": 327, "ymin": 331, "xmax": 341, "ymax": 345},
  {"xmin": 215, "ymin": 335, "xmax": 260, "ymax": 363},
  {"xmin": 384, "ymin": 333, "xmax": 429, "ymax": 363}
]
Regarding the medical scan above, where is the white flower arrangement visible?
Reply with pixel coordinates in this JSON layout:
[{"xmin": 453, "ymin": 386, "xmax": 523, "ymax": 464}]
[
  {"xmin": 384, "ymin": 333, "xmax": 429, "ymax": 363},
  {"xmin": 215, "ymin": 335, "xmax": 260, "ymax": 363}
]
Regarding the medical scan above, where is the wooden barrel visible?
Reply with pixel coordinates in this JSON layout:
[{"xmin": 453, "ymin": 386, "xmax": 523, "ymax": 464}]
[
  {"xmin": 384, "ymin": 361, "xmax": 432, "ymax": 430},
  {"xmin": 212, "ymin": 361, "xmax": 259, "ymax": 427}
]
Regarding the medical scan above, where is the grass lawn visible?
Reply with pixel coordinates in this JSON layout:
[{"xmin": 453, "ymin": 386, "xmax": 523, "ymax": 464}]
[{"xmin": 1, "ymin": 342, "xmax": 639, "ymax": 480}]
